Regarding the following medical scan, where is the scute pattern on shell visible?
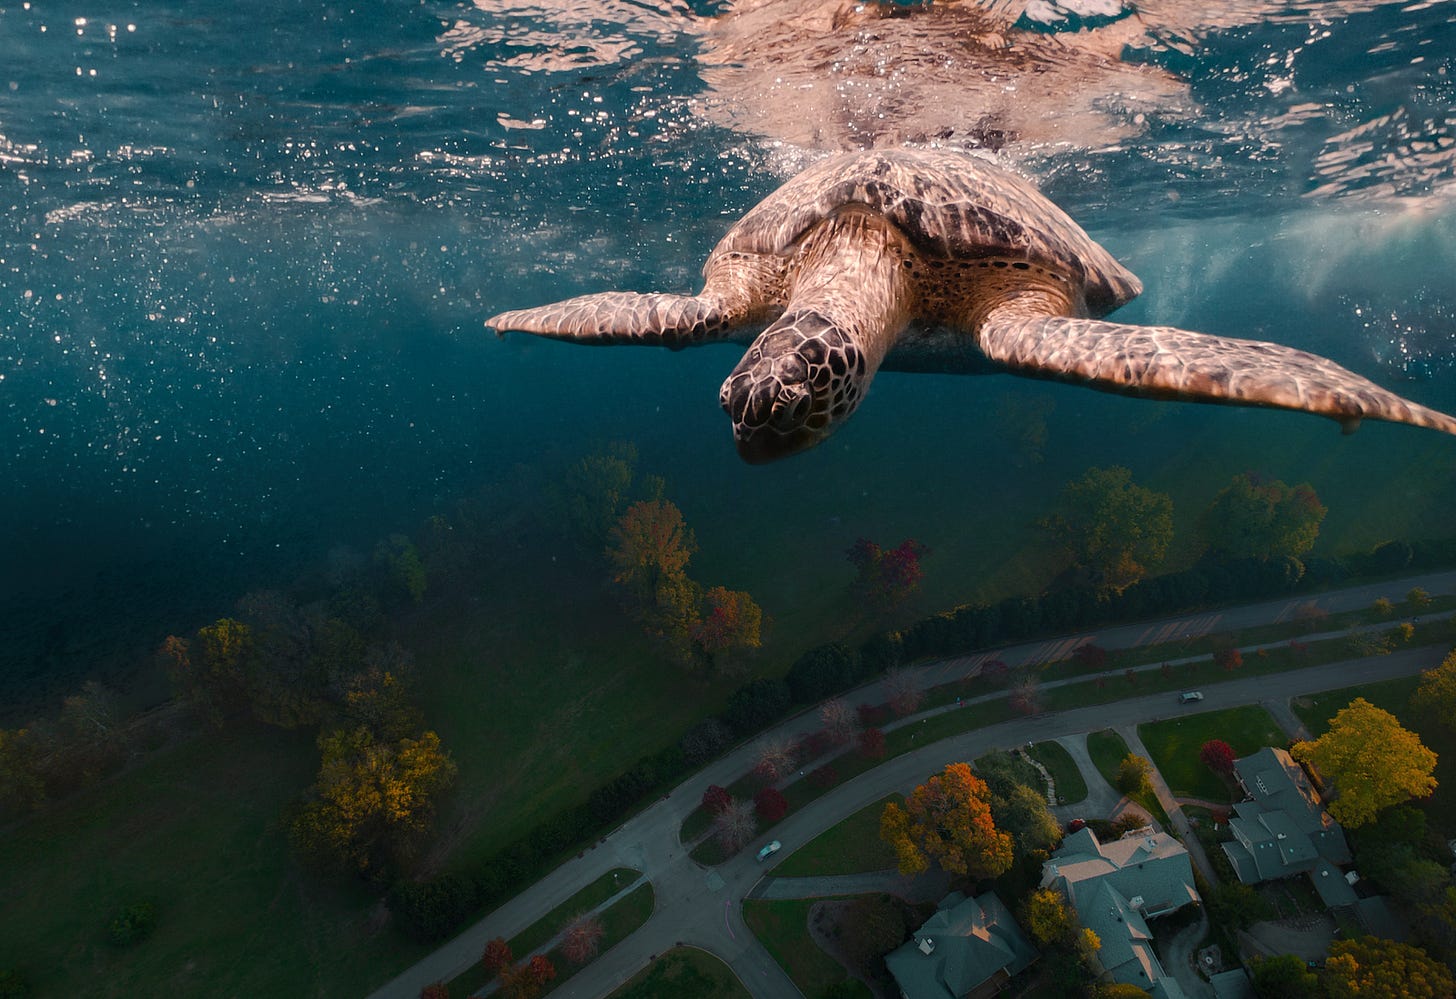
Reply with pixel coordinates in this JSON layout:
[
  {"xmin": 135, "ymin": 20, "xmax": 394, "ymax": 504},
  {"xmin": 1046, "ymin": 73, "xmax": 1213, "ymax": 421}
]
[{"xmin": 709, "ymin": 148, "xmax": 1142, "ymax": 316}]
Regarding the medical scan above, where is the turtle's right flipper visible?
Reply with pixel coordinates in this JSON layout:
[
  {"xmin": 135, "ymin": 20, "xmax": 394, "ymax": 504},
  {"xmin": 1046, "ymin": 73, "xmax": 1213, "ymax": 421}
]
[
  {"xmin": 979, "ymin": 312, "xmax": 1456, "ymax": 437},
  {"xmin": 487, "ymin": 292, "xmax": 732, "ymax": 350}
]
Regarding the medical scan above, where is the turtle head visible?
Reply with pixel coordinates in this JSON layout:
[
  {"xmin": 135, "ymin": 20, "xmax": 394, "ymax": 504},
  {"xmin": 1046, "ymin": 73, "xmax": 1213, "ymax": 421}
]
[{"xmin": 718, "ymin": 313, "xmax": 868, "ymax": 464}]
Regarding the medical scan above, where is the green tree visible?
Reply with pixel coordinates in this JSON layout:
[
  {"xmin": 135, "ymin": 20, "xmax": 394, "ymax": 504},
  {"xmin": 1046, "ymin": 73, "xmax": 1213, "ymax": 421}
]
[
  {"xmin": 0, "ymin": 728, "xmax": 44, "ymax": 817},
  {"xmin": 562, "ymin": 441, "xmax": 640, "ymax": 548},
  {"xmin": 1206, "ymin": 882, "xmax": 1274, "ymax": 932},
  {"xmin": 1250, "ymin": 953, "xmax": 1319, "ymax": 999},
  {"xmin": 992, "ymin": 783, "xmax": 1063, "ymax": 857},
  {"xmin": 1291, "ymin": 697, "xmax": 1437, "ymax": 828},
  {"xmin": 1411, "ymin": 649, "xmax": 1456, "ymax": 732},
  {"xmin": 1040, "ymin": 466, "xmax": 1173, "ymax": 590},
  {"xmin": 879, "ymin": 762, "xmax": 1013, "ymax": 878},
  {"xmin": 291, "ymin": 726, "xmax": 457, "ymax": 876},
  {"xmin": 375, "ymin": 534, "xmax": 427, "ymax": 604},
  {"xmin": 1322, "ymin": 936, "xmax": 1454, "ymax": 999},
  {"xmin": 1198, "ymin": 472, "xmax": 1326, "ymax": 563}
]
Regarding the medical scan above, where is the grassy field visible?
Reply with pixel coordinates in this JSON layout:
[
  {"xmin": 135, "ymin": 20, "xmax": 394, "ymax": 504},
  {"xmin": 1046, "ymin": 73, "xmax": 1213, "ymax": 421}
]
[
  {"xmin": 774, "ymin": 796, "xmax": 902, "ymax": 877},
  {"xmin": 607, "ymin": 947, "xmax": 752, "ymax": 999},
  {"xmin": 0, "ymin": 722, "xmax": 412, "ymax": 998},
  {"xmin": 1085, "ymin": 729, "xmax": 1132, "ymax": 788},
  {"xmin": 1137, "ymin": 706, "xmax": 1287, "ymax": 802},
  {"xmin": 741, "ymin": 897, "xmax": 872, "ymax": 998},
  {"xmin": 1028, "ymin": 740, "xmax": 1087, "ymax": 805}
]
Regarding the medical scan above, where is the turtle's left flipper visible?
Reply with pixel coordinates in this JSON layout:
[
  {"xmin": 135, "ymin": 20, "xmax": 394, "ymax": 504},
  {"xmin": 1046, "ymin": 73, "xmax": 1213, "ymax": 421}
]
[
  {"xmin": 979, "ymin": 312, "xmax": 1456, "ymax": 436},
  {"xmin": 488, "ymin": 292, "xmax": 736, "ymax": 350}
]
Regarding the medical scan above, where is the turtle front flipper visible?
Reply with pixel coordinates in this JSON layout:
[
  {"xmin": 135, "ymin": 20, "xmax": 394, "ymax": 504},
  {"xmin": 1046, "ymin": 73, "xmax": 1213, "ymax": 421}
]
[
  {"xmin": 979, "ymin": 310, "xmax": 1456, "ymax": 436},
  {"xmin": 487, "ymin": 292, "xmax": 736, "ymax": 349}
]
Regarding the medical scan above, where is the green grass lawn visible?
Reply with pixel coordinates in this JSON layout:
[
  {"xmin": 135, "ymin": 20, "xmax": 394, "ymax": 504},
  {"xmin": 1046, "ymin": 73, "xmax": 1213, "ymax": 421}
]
[
  {"xmin": 1085, "ymin": 729, "xmax": 1132, "ymax": 788},
  {"xmin": 774, "ymin": 796, "xmax": 902, "ymax": 877},
  {"xmin": 741, "ymin": 897, "xmax": 871, "ymax": 998},
  {"xmin": 1028, "ymin": 740, "xmax": 1088, "ymax": 805},
  {"xmin": 607, "ymin": 946, "xmax": 752, "ymax": 999},
  {"xmin": 0, "ymin": 722, "xmax": 413, "ymax": 999},
  {"xmin": 1137, "ymin": 706, "xmax": 1287, "ymax": 802}
]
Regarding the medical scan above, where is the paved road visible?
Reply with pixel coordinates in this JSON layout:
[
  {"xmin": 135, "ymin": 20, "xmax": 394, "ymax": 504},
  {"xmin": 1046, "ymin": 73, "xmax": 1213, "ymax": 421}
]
[{"xmin": 368, "ymin": 571, "xmax": 1456, "ymax": 999}]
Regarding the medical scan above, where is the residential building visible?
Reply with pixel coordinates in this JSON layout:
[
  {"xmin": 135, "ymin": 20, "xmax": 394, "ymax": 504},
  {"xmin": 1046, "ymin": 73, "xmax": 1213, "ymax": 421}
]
[{"xmin": 886, "ymin": 890, "xmax": 1037, "ymax": 999}]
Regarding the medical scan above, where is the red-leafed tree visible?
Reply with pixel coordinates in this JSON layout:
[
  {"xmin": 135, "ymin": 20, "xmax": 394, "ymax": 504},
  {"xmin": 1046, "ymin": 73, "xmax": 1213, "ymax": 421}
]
[
  {"xmin": 419, "ymin": 984, "xmax": 450, "ymax": 999},
  {"xmin": 528, "ymin": 955, "xmax": 556, "ymax": 984},
  {"xmin": 500, "ymin": 955, "xmax": 555, "ymax": 999},
  {"xmin": 860, "ymin": 727, "xmax": 887, "ymax": 760},
  {"xmin": 885, "ymin": 668, "xmax": 924, "ymax": 718},
  {"xmin": 1200, "ymin": 739, "xmax": 1237, "ymax": 775},
  {"xmin": 691, "ymin": 586, "xmax": 763, "ymax": 659},
  {"xmin": 561, "ymin": 913, "xmax": 605, "ymax": 964},
  {"xmin": 1072, "ymin": 644, "xmax": 1108, "ymax": 671},
  {"xmin": 755, "ymin": 786, "xmax": 789, "ymax": 822},
  {"xmin": 714, "ymin": 797, "xmax": 757, "ymax": 854},
  {"xmin": 847, "ymin": 538, "xmax": 930, "ymax": 615},
  {"xmin": 752, "ymin": 736, "xmax": 795, "ymax": 784},
  {"xmin": 1215, "ymin": 647, "xmax": 1243, "ymax": 672},
  {"xmin": 820, "ymin": 698, "xmax": 857, "ymax": 745},
  {"xmin": 701, "ymin": 784, "xmax": 732, "ymax": 816},
  {"xmin": 482, "ymin": 937, "xmax": 513, "ymax": 976}
]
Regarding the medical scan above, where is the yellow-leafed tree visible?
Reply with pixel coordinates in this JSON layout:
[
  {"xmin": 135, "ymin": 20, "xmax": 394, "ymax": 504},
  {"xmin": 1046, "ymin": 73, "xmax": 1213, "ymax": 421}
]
[
  {"xmin": 879, "ymin": 762, "xmax": 1013, "ymax": 879},
  {"xmin": 1323, "ymin": 936, "xmax": 1454, "ymax": 999},
  {"xmin": 1291, "ymin": 697, "xmax": 1437, "ymax": 828},
  {"xmin": 291, "ymin": 725, "xmax": 456, "ymax": 875}
]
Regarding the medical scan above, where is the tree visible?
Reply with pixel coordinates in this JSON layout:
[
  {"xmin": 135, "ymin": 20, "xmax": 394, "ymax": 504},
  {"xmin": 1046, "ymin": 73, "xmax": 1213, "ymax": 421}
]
[
  {"xmin": 859, "ymin": 727, "xmax": 886, "ymax": 760},
  {"xmin": 1250, "ymin": 953, "xmax": 1319, "ymax": 998},
  {"xmin": 1076, "ymin": 926, "xmax": 1102, "ymax": 968},
  {"xmin": 1291, "ymin": 697, "xmax": 1437, "ymax": 828},
  {"xmin": 562, "ymin": 441, "xmax": 639, "ymax": 548},
  {"xmin": 165, "ymin": 618, "xmax": 254, "ymax": 722},
  {"xmin": 992, "ymin": 783, "xmax": 1062, "ymax": 856},
  {"xmin": 1411, "ymin": 649, "xmax": 1456, "ymax": 731},
  {"xmin": 786, "ymin": 643, "xmax": 859, "ymax": 703},
  {"xmin": 1022, "ymin": 887, "xmax": 1074, "ymax": 946},
  {"xmin": 884, "ymin": 668, "xmax": 924, "ymax": 718},
  {"xmin": 836, "ymin": 895, "xmax": 909, "ymax": 966},
  {"xmin": 1214, "ymin": 647, "xmax": 1243, "ymax": 672},
  {"xmin": 820, "ymin": 698, "xmax": 857, "ymax": 745},
  {"xmin": 606, "ymin": 499, "xmax": 702, "ymax": 651},
  {"xmin": 499, "ymin": 955, "xmax": 556, "ymax": 999},
  {"xmin": 691, "ymin": 586, "xmax": 763, "ymax": 669},
  {"xmin": 375, "ymin": 534, "xmax": 427, "ymax": 603},
  {"xmin": 1072, "ymin": 643, "xmax": 1108, "ymax": 671},
  {"xmin": 754, "ymin": 786, "xmax": 788, "ymax": 822},
  {"xmin": 1206, "ymin": 882, "xmax": 1274, "ymax": 932},
  {"xmin": 1199, "ymin": 472, "xmax": 1326, "ymax": 563},
  {"xmin": 1116, "ymin": 753, "xmax": 1153, "ymax": 796},
  {"xmin": 1409, "ymin": 587, "xmax": 1433, "ymax": 612},
  {"xmin": 561, "ymin": 913, "xmax": 605, "ymax": 963},
  {"xmin": 1040, "ymin": 466, "xmax": 1173, "ymax": 590},
  {"xmin": 751, "ymin": 736, "xmax": 794, "ymax": 784},
  {"xmin": 1322, "ymin": 936, "xmax": 1454, "ymax": 999},
  {"xmin": 701, "ymin": 784, "xmax": 732, "ymax": 816},
  {"xmin": 341, "ymin": 652, "xmax": 425, "ymax": 743},
  {"xmin": 290, "ymin": 727, "xmax": 458, "ymax": 876},
  {"xmin": 1200, "ymin": 739, "xmax": 1237, "ymax": 776},
  {"xmin": 0, "ymin": 728, "xmax": 44, "ymax": 818},
  {"xmin": 482, "ymin": 937, "xmax": 513, "ymax": 976},
  {"xmin": 879, "ymin": 762, "xmax": 1013, "ymax": 878},
  {"xmin": 713, "ymin": 797, "xmax": 757, "ymax": 854},
  {"xmin": 1094, "ymin": 986, "xmax": 1151, "ymax": 999},
  {"xmin": 846, "ymin": 538, "xmax": 930, "ymax": 615},
  {"xmin": 419, "ymin": 985, "xmax": 450, "ymax": 999}
]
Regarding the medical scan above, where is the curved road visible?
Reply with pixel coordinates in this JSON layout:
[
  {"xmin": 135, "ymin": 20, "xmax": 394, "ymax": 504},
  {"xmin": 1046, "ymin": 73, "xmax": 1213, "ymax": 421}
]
[{"xmin": 368, "ymin": 570, "xmax": 1456, "ymax": 999}]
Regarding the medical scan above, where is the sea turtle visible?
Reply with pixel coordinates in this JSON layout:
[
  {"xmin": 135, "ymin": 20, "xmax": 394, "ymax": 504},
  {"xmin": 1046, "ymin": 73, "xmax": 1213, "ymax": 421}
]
[{"xmin": 487, "ymin": 147, "xmax": 1456, "ymax": 463}]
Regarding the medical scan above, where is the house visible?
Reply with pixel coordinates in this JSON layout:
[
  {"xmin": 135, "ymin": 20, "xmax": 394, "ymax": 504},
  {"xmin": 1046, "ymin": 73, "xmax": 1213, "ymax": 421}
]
[
  {"xmin": 1040, "ymin": 827, "xmax": 1200, "ymax": 999},
  {"xmin": 885, "ymin": 891, "xmax": 1037, "ymax": 999},
  {"xmin": 1221, "ymin": 747, "xmax": 1351, "ymax": 902}
]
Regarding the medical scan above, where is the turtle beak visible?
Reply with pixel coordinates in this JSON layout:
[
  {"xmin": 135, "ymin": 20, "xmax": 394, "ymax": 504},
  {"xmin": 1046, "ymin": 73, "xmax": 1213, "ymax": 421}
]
[{"xmin": 733, "ymin": 426, "xmax": 820, "ymax": 464}]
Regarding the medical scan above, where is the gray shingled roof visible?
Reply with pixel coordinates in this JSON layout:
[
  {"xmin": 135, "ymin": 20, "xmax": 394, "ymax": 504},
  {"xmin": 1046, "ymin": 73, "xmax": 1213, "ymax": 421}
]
[
  {"xmin": 885, "ymin": 891, "xmax": 1036, "ymax": 999},
  {"xmin": 1225, "ymin": 748, "xmax": 1350, "ymax": 886}
]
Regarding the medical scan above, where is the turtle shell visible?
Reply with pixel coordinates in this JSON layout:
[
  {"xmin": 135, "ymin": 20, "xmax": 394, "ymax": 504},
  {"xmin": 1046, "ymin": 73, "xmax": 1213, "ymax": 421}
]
[{"xmin": 709, "ymin": 148, "xmax": 1141, "ymax": 317}]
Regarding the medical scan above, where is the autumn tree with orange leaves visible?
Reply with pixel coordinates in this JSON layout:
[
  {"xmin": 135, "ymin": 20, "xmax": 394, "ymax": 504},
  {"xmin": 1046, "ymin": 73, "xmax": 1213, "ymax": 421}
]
[
  {"xmin": 880, "ymin": 762, "xmax": 1013, "ymax": 879},
  {"xmin": 606, "ymin": 499, "xmax": 702, "ymax": 654}
]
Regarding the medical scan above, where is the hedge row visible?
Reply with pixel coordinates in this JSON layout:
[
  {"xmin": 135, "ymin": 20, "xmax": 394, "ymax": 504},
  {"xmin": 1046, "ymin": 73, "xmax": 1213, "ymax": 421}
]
[{"xmin": 389, "ymin": 537, "xmax": 1456, "ymax": 942}]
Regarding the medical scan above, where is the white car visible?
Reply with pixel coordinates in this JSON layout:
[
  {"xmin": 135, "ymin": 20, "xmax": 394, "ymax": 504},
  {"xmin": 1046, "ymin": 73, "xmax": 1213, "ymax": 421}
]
[
  {"xmin": 1179, "ymin": 690, "xmax": 1204, "ymax": 703},
  {"xmin": 756, "ymin": 840, "xmax": 782, "ymax": 862}
]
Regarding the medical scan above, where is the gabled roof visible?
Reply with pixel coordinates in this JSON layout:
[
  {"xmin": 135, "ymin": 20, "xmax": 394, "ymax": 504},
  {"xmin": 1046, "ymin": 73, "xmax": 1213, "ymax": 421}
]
[
  {"xmin": 1225, "ymin": 748, "xmax": 1350, "ymax": 885},
  {"xmin": 886, "ymin": 891, "xmax": 1036, "ymax": 999}
]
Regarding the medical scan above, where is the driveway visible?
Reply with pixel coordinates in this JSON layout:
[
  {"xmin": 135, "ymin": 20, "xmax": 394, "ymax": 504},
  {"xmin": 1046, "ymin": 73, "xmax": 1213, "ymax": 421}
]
[{"xmin": 368, "ymin": 571, "xmax": 1456, "ymax": 999}]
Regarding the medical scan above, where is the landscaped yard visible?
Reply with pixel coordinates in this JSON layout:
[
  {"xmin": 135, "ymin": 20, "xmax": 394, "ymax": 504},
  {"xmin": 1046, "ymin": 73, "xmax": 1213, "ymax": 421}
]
[
  {"xmin": 773, "ymin": 796, "xmax": 902, "ymax": 877},
  {"xmin": 607, "ymin": 946, "xmax": 752, "ymax": 999},
  {"xmin": 1028, "ymin": 740, "xmax": 1087, "ymax": 806},
  {"xmin": 1138, "ymin": 705, "xmax": 1287, "ymax": 802},
  {"xmin": 741, "ymin": 897, "xmax": 872, "ymax": 999},
  {"xmin": 1085, "ymin": 729, "xmax": 1132, "ymax": 788}
]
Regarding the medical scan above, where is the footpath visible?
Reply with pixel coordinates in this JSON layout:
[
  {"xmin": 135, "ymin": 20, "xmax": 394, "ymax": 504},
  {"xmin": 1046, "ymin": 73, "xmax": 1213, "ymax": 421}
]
[{"xmin": 368, "ymin": 569, "xmax": 1456, "ymax": 999}]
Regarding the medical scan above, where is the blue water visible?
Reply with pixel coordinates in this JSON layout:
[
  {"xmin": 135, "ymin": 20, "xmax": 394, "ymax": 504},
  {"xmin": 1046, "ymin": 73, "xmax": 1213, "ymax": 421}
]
[{"xmin": 4, "ymin": 1, "xmax": 1456, "ymax": 714}]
